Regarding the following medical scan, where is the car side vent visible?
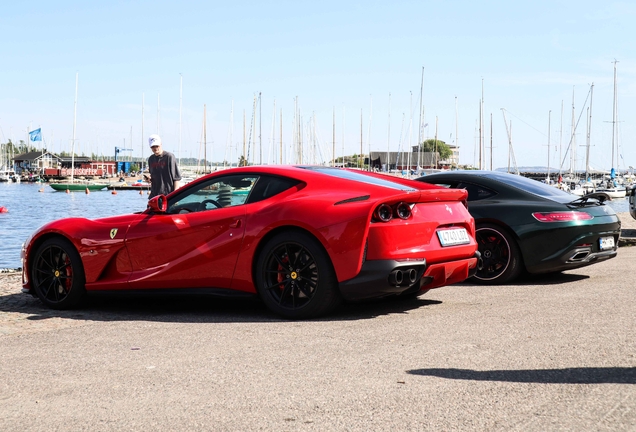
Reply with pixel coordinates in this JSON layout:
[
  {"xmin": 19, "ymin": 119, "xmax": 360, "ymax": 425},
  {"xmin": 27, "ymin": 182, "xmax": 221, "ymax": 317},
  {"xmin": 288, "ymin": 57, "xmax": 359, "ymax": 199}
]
[{"xmin": 334, "ymin": 195, "xmax": 370, "ymax": 205}]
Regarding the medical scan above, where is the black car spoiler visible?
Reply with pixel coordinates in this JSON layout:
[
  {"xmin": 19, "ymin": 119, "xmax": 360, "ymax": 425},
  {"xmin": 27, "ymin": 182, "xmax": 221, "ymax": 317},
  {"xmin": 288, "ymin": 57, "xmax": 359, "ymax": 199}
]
[{"xmin": 568, "ymin": 192, "xmax": 611, "ymax": 207}]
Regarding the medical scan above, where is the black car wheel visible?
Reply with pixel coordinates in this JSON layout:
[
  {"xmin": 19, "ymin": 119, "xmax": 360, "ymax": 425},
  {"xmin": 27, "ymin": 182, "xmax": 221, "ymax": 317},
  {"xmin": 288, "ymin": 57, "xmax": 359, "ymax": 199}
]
[
  {"xmin": 256, "ymin": 231, "xmax": 341, "ymax": 319},
  {"xmin": 473, "ymin": 224, "xmax": 523, "ymax": 284},
  {"xmin": 31, "ymin": 237, "xmax": 86, "ymax": 309}
]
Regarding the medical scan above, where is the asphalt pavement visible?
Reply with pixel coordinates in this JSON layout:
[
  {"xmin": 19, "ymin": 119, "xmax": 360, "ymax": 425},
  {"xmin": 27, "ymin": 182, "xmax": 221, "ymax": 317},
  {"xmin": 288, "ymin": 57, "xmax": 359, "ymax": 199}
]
[{"xmin": 1, "ymin": 244, "xmax": 635, "ymax": 430}]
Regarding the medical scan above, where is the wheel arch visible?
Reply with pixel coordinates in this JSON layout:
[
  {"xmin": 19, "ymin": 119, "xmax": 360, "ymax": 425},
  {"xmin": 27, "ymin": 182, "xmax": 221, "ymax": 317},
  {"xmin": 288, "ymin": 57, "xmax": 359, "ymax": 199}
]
[
  {"xmin": 26, "ymin": 232, "xmax": 79, "ymax": 279},
  {"xmin": 250, "ymin": 225, "xmax": 339, "ymax": 293},
  {"xmin": 474, "ymin": 218, "xmax": 526, "ymax": 268}
]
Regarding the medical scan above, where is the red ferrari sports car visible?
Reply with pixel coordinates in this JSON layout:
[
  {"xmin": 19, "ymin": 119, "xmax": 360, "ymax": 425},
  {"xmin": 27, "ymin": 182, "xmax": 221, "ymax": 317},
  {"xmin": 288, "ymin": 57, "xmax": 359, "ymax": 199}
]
[{"xmin": 21, "ymin": 166, "xmax": 481, "ymax": 318}]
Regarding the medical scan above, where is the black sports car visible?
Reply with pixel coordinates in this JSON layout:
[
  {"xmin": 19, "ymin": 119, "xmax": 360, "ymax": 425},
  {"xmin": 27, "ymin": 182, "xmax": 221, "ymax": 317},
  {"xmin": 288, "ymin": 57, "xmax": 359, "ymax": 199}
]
[{"xmin": 417, "ymin": 171, "xmax": 621, "ymax": 284}]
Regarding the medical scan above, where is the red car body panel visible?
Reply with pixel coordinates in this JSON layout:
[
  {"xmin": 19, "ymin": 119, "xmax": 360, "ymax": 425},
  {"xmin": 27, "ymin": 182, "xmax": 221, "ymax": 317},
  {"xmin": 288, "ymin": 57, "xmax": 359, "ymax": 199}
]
[{"xmin": 22, "ymin": 166, "xmax": 479, "ymax": 302}]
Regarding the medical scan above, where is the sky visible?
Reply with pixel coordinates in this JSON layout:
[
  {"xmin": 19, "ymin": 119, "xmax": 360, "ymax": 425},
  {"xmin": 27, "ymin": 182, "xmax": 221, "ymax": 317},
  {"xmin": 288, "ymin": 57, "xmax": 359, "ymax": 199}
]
[{"xmin": 2, "ymin": 0, "xmax": 636, "ymax": 172}]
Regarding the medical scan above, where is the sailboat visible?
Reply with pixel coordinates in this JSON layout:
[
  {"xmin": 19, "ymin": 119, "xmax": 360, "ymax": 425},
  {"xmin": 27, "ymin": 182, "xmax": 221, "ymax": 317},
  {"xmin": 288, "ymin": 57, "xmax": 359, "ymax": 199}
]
[
  {"xmin": 50, "ymin": 73, "xmax": 107, "ymax": 192},
  {"xmin": 595, "ymin": 61, "xmax": 626, "ymax": 199}
]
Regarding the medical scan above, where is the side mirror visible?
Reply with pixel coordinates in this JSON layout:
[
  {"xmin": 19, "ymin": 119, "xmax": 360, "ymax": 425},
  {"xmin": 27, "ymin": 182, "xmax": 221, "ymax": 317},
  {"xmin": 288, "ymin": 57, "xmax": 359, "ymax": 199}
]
[{"xmin": 147, "ymin": 195, "xmax": 168, "ymax": 213}]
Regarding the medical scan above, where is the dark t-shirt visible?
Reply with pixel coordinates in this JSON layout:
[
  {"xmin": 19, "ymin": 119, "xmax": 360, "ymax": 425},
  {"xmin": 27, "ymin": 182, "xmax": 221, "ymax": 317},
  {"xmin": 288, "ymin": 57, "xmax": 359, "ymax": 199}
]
[{"xmin": 148, "ymin": 151, "xmax": 182, "ymax": 198}]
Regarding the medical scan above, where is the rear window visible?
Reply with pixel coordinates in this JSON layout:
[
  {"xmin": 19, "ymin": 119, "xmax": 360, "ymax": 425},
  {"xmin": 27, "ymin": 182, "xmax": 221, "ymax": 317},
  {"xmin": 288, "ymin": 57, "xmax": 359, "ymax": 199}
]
[
  {"xmin": 483, "ymin": 172, "xmax": 572, "ymax": 199},
  {"xmin": 298, "ymin": 166, "xmax": 416, "ymax": 191}
]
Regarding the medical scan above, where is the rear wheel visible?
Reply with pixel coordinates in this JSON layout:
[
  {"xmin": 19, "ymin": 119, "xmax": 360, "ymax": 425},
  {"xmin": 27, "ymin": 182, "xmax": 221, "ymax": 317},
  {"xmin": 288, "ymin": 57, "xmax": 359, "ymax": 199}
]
[
  {"xmin": 31, "ymin": 237, "xmax": 86, "ymax": 309},
  {"xmin": 255, "ymin": 231, "xmax": 341, "ymax": 319},
  {"xmin": 473, "ymin": 224, "xmax": 523, "ymax": 284}
]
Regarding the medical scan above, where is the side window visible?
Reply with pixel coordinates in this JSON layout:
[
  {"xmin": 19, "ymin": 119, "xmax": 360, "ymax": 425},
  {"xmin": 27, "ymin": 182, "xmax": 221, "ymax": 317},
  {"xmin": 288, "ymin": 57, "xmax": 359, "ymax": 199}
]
[
  {"xmin": 456, "ymin": 182, "xmax": 497, "ymax": 201},
  {"xmin": 246, "ymin": 175, "xmax": 301, "ymax": 204},
  {"xmin": 167, "ymin": 175, "xmax": 259, "ymax": 214}
]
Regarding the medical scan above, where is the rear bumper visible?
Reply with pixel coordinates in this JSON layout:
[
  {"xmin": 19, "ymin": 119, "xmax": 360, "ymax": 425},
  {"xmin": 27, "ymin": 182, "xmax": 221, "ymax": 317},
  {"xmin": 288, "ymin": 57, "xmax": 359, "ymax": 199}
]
[
  {"xmin": 524, "ymin": 228, "xmax": 620, "ymax": 274},
  {"xmin": 527, "ymin": 246, "xmax": 617, "ymax": 274},
  {"xmin": 339, "ymin": 252, "xmax": 481, "ymax": 301}
]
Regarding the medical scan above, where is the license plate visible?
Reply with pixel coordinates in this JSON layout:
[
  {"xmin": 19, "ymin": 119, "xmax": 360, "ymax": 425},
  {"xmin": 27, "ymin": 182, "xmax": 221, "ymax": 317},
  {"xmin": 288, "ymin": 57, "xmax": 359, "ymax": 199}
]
[
  {"xmin": 437, "ymin": 228, "xmax": 470, "ymax": 247},
  {"xmin": 599, "ymin": 236, "xmax": 615, "ymax": 251}
]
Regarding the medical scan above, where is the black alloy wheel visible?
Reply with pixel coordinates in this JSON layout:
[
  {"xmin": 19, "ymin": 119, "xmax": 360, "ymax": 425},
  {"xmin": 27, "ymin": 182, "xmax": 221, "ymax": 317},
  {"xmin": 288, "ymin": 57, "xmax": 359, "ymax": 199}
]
[
  {"xmin": 31, "ymin": 237, "xmax": 86, "ymax": 309},
  {"xmin": 256, "ymin": 231, "xmax": 340, "ymax": 319},
  {"xmin": 473, "ymin": 224, "xmax": 523, "ymax": 284}
]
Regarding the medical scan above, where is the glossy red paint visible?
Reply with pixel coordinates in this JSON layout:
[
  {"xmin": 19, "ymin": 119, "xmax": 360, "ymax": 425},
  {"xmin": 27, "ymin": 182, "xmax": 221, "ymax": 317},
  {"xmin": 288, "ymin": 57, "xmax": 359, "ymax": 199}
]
[{"xmin": 22, "ymin": 166, "xmax": 479, "ymax": 311}]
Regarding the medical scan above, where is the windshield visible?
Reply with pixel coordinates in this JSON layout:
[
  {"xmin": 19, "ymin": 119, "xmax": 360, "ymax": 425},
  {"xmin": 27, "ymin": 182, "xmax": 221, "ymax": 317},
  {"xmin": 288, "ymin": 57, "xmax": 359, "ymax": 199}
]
[{"xmin": 298, "ymin": 166, "xmax": 416, "ymax": 191}]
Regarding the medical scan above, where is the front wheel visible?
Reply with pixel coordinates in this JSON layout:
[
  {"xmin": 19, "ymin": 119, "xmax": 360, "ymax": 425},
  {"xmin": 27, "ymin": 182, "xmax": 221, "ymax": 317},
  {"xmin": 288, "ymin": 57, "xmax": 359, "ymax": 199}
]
[
  {"xmin": 255, "ymin": 231, "xmax": 341, "ymax": 319},
  {"xmin": 473, "ymin": 224, "xmax": 523, "ymax": 284},
  {"xmin": 30, "ymin": 237, "xmax": 86, "ymax": 309}
]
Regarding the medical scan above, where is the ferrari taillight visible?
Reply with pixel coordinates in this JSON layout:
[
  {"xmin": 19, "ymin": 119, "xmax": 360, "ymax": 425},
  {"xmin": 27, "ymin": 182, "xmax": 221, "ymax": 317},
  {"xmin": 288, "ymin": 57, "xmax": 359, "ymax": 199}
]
[
  {"xmin": 532, "ymin": 211, "xmax": 594, "ymax": 222},
  {"xmin": 373, "ymin": 204, "xmax": 393, "ymax": 222},
  {"xmin": 372, "ymin": 202, "xmax": 413, "ymax": 222},
  {"xmin": 395, "ymin": 202, "xmax": 412, "ymax": 220}
]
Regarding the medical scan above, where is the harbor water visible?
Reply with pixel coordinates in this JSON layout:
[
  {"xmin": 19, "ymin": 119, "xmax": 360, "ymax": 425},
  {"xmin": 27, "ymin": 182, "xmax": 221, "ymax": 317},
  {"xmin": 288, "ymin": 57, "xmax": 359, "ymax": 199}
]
[
  {"xmin": 0, "ymin": 181, "xmax": 632, "ymax": 270},
  {"xmin": 0, "ymin": 182, "xmax": 150, "ymax": 269}
]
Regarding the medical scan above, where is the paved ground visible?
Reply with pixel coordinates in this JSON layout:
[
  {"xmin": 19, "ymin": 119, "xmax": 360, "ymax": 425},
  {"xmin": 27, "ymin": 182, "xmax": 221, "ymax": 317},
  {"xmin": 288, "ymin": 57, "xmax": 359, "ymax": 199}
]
[{"xmin": 1, "ymin": 238, "xmax": 635, "ymax": 430}]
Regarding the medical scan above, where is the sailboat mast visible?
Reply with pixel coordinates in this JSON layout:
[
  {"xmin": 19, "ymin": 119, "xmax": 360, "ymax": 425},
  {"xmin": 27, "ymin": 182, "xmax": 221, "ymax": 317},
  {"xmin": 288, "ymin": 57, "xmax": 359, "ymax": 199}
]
[
  {"xmin": 559, "ymin": 100, "xmax": 563, "ymax": 178},
  {"xmin": 243, "ymin": 110, "xmax": 246, "ymax": 166},
  {"xmin": 570, "ymin": 87, "xmax": 576, "ymax": 175},
  {"xmin": 455, "ymin": 96, "xmax": 458, "ymax": 168},
  {"xmin": 259, "ymin": 92, "xmax": 262, "ymax": 165},
  {"xmin": 387, "ymin": 93, "xmax": 391, "ymax": 172},
  {"xmin": 360, "ymin": 109, "xmax": 363, "ymax": 169},
  {"xmin": 611, "ymin": 60, "xmax": 618, "ymax": 170},
  {"xmin": 367, "ymin": 95, "xmax": 372, "ymax": 171},
  {"xmin": 332, "ymin": 107, "xmax": 336, "ymax": 167},
  {"xmin": 141, "ymin": 93, "xmax": 145, "ymax": 171},
  {"xmin": 417, "ymin": 67, "xmax": 424, "ymax": 171},
  {"xmin": 434, "ymin": 116, "xmax": 438, "ymax": 169},
  {"xmin": 586, "ymin": 84, "xmax": 594, "ymax": 178},
  {"xmin": 179, "ymin": 74, "xmax": 182, "ymax": 166},
  {"xmin": 489, "ymin": 113, "xmax": 493, "ymax": 170},
  {"xmin": 547, "ymin": 110, "xmax": 551, "ymax": 182},
  {"xmin": 71, "ymin": 72, "xmax": 78, "ymax": 184},
  {"xmin": 203, "ymin": 104, "xmax": 207, "ymax": 173}
]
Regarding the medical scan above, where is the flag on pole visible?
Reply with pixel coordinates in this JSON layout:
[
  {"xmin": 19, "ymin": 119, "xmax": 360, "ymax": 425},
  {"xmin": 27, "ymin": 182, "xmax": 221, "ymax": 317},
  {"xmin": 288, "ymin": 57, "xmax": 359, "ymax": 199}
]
[{"xmin": 29, "ymin": 128, "xmax": 42, "ymax": 142}]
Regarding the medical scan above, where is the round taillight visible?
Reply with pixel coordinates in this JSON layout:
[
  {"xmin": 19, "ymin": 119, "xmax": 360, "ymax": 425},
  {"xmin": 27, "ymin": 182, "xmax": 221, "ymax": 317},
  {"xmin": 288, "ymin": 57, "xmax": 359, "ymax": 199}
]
[
  {"xmin": 395, "ymin": 202, "xmax": 411, "ymax": 219},
  {"xmin": 374, "ymin": 204, "xmax": 393, "ymax": 222}
]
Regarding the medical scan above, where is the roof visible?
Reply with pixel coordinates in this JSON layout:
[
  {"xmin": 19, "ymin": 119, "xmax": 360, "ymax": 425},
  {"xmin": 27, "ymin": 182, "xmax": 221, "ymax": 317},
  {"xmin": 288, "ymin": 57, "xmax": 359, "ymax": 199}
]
[{"xmin": 13, "ymin": 151, "xmax": 61, "ymax": 161}]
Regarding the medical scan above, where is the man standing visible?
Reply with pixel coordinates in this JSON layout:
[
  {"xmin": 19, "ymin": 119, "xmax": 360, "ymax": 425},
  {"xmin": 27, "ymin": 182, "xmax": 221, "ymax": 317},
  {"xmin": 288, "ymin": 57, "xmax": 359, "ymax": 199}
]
[{"xmin": 146, "ymin": 134, "xmax": 182, "ymax": 198}]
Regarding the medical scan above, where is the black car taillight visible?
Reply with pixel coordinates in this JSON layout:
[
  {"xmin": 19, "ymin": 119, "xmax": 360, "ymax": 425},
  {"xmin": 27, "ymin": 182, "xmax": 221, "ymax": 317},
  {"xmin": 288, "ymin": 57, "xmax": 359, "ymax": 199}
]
[{"xmin": 532, "ymin": 211, "xmax": 594, "ymax": 222}]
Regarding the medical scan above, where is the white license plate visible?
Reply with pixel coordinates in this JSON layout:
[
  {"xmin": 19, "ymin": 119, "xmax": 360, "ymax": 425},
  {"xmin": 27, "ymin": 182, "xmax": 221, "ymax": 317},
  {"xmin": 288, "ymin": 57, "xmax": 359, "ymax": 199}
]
[
  {"xmin": 599, "ymin": 236, "xmax": 615, "ymax": 251},
  {"xmin": 437, "ymin": 228, "xmax": 470, "ymax": 247}
]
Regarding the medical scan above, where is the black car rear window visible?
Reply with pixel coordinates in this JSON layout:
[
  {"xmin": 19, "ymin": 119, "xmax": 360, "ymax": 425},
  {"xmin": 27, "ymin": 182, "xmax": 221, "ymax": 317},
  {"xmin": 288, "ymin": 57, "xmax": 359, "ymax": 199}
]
[
  {"xmin": 298, "ymin": 166, "xmax": 416, "ymax": 191},
  {"xmin": 483, "ymin": 172, "xmax": 572, "ymax": 199},
  {"xmin": 457, "ymin": 182, "xmax": 497, "ymax": 201}
]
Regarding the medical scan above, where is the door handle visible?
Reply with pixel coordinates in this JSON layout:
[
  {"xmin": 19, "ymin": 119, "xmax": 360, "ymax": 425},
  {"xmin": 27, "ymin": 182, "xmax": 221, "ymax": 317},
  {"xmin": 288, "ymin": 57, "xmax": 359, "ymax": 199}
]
[{"xmin": 230, "ymin": 220, "xmax": 242, "ymax": 228}]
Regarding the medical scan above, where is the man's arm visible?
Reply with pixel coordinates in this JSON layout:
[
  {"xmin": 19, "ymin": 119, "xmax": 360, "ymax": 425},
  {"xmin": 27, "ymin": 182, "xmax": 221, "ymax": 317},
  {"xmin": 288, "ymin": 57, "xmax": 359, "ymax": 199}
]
[{"xmin": 173, "ymin": 180, "xmax": 181, "ymax": 191}]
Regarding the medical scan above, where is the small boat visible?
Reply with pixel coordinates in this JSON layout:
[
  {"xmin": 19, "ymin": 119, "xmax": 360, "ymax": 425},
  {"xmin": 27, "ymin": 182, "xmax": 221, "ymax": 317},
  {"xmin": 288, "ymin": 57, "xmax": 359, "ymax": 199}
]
[
  {"xmin": 106, "ymin": 182, "xmax": 150, "ymax": 191},
  {"xmin": 50, "ymin": 182, "xmax": 108, "ymax": 192}
]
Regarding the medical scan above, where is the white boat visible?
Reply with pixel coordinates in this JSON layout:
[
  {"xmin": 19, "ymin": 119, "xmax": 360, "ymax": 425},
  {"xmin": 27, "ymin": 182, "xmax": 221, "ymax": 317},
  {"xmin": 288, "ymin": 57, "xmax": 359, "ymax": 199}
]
[
  {"xmin": 595, "ymin": 185, "xmax": 626, "ymax": 199},
  {"xmin": 0, "ymin": 169, "xmax": 16, "ymax": 182}
]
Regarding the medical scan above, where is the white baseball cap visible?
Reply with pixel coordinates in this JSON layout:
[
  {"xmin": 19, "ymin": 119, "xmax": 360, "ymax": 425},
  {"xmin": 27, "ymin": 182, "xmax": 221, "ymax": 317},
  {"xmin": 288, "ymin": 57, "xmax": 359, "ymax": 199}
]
[{"xmin": 149, "ymin": 134, "xmax": 162, "ymax": 148}]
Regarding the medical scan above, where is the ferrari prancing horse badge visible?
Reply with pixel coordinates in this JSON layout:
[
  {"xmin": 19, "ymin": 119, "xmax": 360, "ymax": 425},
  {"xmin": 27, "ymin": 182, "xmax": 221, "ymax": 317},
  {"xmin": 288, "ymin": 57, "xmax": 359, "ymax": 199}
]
[{"xmin": 110, "ymin": 228, "xmax": 118, "ymax": 239}]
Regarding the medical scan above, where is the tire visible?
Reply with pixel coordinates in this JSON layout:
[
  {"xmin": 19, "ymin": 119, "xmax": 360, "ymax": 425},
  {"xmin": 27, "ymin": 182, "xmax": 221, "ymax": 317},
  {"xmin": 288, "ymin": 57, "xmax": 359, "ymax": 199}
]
[
  {"xmin": 473, "ymin": 223, "xmax": 523, "ymax": 284},
  {"xmin": 30, "ymin": 237, "xmax": 86, "ymax": 309},
  {"xmin": 255, "ymin": 231, "xmax": 341, "ymax": 319}
]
